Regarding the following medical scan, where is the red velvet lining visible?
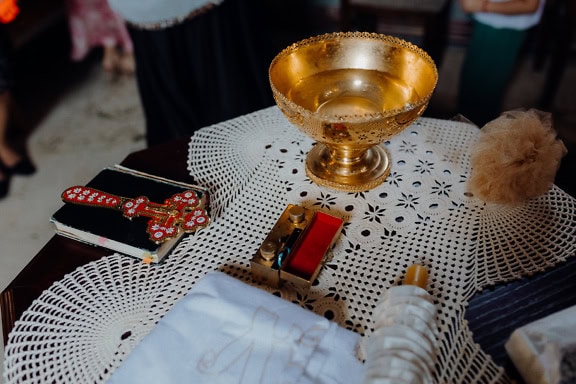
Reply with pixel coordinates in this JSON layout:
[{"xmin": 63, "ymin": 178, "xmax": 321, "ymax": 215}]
[{"xmin": 283, "ymin": 212, "xmax": 342, "ymax": 278}]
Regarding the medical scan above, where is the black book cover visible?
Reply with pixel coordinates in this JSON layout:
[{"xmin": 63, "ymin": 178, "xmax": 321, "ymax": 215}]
[{"xmin": 50, "ymin": 166, "xmax": 210, "ymax": 263}]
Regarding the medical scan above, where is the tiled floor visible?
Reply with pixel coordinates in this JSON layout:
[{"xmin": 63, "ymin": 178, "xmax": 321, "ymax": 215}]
[{"xmin": 1, "ymin": 6, "xmax": 575, "ymax": 378}]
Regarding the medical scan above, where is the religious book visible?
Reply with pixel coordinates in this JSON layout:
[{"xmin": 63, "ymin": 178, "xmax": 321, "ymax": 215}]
[{"xmin": 50, "ymin": 165, "xmax": 210, "ymax": 263}]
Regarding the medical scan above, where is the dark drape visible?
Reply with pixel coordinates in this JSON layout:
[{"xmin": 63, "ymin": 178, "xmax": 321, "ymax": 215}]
[{"xmin": 127, "ymin": 0, "xmax": 274, "ymax": 147}]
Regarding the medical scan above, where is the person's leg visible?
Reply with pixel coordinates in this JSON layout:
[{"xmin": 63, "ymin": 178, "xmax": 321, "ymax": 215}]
[
  {"xmin": 102, "ymin": 44, "xmax": 119, "ymax": 73},
  {"xmin": 112, "ymin": 9, "xmax": 135, "ymax": 75},
  {"xmin": 0, "ymin": 24, "xmax": 18, "ymax": 168},
  {"xmin": 0, "ymin": 91, "xmax": 17, "ymax": 197},
  {"xmin": 118, "ymin": 50, "xmax": 135, "ymax": 75},
  {"xmin": 0, "ymin": 91, "xmax": 9, "ymax": 194},
  {"xmin": 0, "ymin": 90, "xmax": 35, "ymax": 175},
  {"xmin": 0, "ymin": 25, "xmax": 34, "ymax": 199},
  {"xmin": 0, "ymin": 91, "xmax": 19, "ymax": 165},
  {"xmin": 458, "ymin": 20, "xmax": 527, "ymax": 127}
]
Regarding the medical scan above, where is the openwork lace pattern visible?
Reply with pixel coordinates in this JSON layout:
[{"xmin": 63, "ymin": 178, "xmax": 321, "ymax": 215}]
[{"xmin": 4, "ymin": 107, "xmax": 575, "ymax": 383}]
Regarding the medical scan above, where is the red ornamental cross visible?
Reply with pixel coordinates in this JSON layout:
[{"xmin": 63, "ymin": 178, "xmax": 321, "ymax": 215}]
[{"xmin": 61, "ymin": 186, "xmax": 210, "ymax": 243}]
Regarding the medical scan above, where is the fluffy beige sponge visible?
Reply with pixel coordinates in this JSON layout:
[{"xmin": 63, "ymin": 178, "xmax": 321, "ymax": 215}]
[{"xmin": 469, "ymin": 109, "xmax": 567, "ymax": 205}]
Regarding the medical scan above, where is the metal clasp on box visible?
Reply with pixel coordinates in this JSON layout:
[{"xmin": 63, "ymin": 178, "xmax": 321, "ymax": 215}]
[{"xmin": 250, "ymin": 204, "xmax": 343, "ymax": 290}]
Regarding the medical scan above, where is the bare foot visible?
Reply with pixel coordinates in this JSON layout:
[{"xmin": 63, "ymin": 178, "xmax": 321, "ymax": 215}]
[
  {"xmin": 119, "ymin": 52, "xmax": 135, "ymax": 75},
  {"xmin": 102, "ymin": 45, "xmax": 120, "ymax": 73}
]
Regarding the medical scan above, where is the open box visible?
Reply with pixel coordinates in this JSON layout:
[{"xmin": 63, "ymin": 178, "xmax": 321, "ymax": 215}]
[{"xmin": 250, "ymin": 204, "xmax": 343, "ymax": 290}]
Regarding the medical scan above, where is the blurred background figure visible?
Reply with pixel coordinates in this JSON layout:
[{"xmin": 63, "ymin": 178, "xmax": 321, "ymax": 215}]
[
  {"xmin": 0, "ymin": 0, "xmax": 35, "ymax": 200},
  {"xmin": 457, "ymin": 0, "xmax": 545, "ymax": 127},
  {"xmin": 107, "ymin": 0, "xmax": 273, "ymax": 147},
  {"xmin": 65, "ymin": 0, "xmax": 134, "ymax": 75}
]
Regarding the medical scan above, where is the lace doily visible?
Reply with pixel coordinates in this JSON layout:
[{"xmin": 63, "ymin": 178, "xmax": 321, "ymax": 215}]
[{"xmin": 4, "ymin": 107, "xmax": 575, "ymax": 383}]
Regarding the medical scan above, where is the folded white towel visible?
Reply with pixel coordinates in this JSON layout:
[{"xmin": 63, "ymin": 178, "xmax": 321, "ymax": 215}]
[{"xmin": 108, "ymin": 271, "xmax": 364, "ymax": 384}]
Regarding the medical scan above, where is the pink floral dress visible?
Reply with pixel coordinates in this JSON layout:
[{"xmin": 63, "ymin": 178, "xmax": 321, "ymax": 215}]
[{"xmin": 65, "ymin": 0, "xmax": 133, "ymax": 61}]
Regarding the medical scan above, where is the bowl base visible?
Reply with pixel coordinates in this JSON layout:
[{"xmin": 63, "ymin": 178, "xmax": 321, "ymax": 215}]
[{"xmin": 305, "ymin": 144, "xmax": 391, "ymax": 192}]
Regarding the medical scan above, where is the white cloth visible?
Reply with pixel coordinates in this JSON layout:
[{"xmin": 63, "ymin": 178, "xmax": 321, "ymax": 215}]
[
  {"xmin": 505, "ymin": 305, "xmax": 576, "ymax": 384},
  {"xmin": 107, "ymin": 0, "xmax": 224, "ymax": 27},
  {"xmin": 107, "ymin": 271, "xmax": 364, "ymax": 384},
  {"xmin": 474, "ymin": 0, "xmax": 546, "ymax": 30},
  {"xmin": 4, "ymin": 109, "xmax": 575, "ymax": 384}
]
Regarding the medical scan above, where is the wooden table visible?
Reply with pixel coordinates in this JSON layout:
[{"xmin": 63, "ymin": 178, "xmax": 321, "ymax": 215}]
[{"xmin": 2, "ymin": 135, "xmax": 576, "ymax": 383}]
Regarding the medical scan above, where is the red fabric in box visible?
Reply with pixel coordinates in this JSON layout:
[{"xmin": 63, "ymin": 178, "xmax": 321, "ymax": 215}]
[{"xmin": 283, "ymin": 212, "xmax": 342, "ymax": 278}]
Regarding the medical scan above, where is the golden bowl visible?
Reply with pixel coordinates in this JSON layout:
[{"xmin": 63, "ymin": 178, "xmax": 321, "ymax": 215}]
[{"xmin": 269, "ymin": 32, "xmax": 438, "ymax": 192}]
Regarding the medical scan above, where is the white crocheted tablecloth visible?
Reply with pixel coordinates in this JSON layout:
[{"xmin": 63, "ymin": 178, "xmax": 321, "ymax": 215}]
[{"xmin": 4, "ymin": 106, "xmax": 576, "ymax": 383}]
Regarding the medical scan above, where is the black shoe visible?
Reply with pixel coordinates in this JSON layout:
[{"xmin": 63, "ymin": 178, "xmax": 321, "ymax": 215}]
[
  {"xmin": 0, "ymin": 172, "xmax": 10, "ymax": 199},
  {"xmin": 4, "ymin": 155, "xmax": 36, "ymax": 176}
]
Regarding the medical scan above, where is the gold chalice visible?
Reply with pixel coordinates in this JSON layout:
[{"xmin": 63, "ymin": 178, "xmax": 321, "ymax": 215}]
[{"xmin": 269, "ymin": 32, "xmax": 438, "ymax": 192}]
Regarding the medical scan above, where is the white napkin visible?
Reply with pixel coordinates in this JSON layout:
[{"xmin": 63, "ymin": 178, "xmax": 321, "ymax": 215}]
[{"xmin": 107, "ymin": 271, "xmax": 364, "ymax": 384}]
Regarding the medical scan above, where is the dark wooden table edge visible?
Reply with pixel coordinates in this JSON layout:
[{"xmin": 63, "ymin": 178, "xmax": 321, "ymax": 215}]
[{"xmin": 1, "ymin": 138, "xmax": 192, "ymax": 345}]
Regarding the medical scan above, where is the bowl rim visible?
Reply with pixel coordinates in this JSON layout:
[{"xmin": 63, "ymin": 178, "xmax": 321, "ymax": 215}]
[{"xmin": 268, "ymin": 31, "xmax": 439, "ymax": 123}]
